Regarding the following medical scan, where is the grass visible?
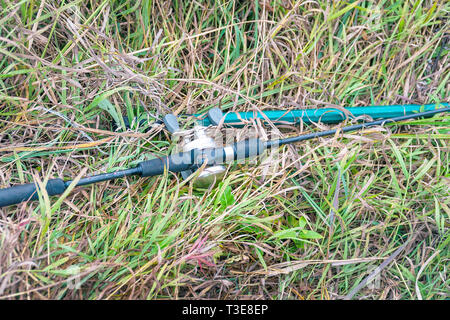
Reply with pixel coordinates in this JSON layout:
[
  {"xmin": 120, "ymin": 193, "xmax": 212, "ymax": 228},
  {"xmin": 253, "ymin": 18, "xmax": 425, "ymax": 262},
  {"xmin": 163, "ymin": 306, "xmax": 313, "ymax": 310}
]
[{"xmin": 0, "ymin": 0, "xmax": 449, "ymax": 300}]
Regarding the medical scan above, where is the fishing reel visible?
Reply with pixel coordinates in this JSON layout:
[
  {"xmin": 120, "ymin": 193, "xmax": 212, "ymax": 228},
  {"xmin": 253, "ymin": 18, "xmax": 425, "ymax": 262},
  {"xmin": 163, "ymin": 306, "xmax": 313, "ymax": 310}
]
[{"xmin": 162, "ymin": 108, "xmax": 227, "ymax": 189}]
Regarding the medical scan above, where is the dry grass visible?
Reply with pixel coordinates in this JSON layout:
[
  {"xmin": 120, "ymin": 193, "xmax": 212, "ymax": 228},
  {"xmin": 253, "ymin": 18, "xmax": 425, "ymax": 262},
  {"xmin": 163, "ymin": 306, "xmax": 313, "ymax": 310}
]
[{"xmin": 0, "ymin": 0, "xmax": 449, "ymax": 299}]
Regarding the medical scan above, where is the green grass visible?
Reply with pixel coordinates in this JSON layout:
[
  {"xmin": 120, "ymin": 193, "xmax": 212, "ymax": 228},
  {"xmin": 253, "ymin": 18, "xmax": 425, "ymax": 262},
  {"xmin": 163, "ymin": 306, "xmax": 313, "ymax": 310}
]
[{"xmin": 0, "ymin": 0, "xmax": 449, "ymax": 300}]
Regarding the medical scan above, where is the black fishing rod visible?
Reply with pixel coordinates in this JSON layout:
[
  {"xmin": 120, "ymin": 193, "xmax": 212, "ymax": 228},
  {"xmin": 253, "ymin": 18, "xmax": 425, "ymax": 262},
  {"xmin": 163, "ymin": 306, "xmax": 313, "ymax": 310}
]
[{"xmin": 0, "ymin": 107, "xmax": 449, "ymax": 208}]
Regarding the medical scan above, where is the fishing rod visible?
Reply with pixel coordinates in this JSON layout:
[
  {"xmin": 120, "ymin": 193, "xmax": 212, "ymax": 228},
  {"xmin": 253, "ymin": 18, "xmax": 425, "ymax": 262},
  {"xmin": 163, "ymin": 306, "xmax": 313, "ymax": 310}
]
[
  {"xmin": 0, "ymin": 105, "xmax": 449, "ymax": 208},
  {"xmin": 124, "ymin": 103, "xmax": 449, "ymax": 128},
  {"xmin": 196, "ymin": 103, "xmax": 450, "ymax": 126}
]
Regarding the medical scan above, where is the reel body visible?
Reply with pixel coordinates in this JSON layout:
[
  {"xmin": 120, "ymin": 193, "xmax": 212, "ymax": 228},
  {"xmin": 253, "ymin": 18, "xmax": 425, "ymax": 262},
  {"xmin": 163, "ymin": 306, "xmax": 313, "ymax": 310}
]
[{"xmin": 163, "ymin": 109, "xmax": 227, "ymax": 188}]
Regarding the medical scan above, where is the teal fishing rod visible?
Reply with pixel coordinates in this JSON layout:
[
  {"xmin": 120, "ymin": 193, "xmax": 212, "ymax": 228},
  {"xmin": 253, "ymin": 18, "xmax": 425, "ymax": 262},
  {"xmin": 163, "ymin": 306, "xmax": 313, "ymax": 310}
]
[
  {"xmin": 0, "ymin": 104, "xmax": 448, "ymax": 208},
  {"xmin": 196, "ymin": 103, "xmax": 449, "ymax": 126}
]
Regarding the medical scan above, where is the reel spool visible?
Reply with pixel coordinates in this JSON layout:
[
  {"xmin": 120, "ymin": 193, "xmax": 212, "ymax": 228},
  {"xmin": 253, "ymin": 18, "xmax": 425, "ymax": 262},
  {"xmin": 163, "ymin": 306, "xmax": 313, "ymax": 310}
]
[{"xmin": 163, "ymin": 108, "xmax": 226, "ymax": 189}]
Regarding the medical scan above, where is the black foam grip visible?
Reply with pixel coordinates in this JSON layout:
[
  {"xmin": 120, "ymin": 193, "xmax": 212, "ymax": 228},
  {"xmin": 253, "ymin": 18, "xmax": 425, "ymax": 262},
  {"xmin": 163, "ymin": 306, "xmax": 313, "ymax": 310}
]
[
  {"xmin": 232, "ymin": 138, "xmax": 265, "ymax": 160},
  {"xmin": 138, "ymin": 151, "xmax": 194, "ymax": 177},
  {"xmin": 0, "ymin": 178, "xmax": 66, "ymax": 207}
]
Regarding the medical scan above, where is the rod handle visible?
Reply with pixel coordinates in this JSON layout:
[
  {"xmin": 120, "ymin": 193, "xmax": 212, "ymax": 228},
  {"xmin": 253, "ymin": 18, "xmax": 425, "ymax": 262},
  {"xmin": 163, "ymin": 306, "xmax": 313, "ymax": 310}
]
[
  {"xmin": 0, "ymin": 179, "xmax": 66, "ymax": 207},
  {"xmin": 137, "ymin": 152, "xmax": 195, "ymax": 177}
]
